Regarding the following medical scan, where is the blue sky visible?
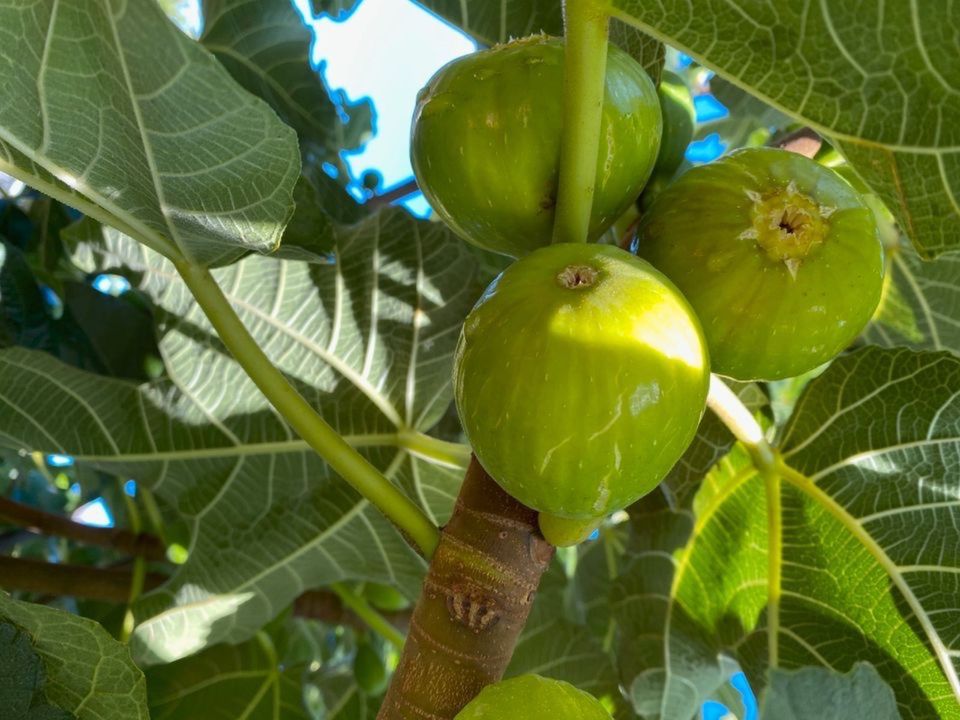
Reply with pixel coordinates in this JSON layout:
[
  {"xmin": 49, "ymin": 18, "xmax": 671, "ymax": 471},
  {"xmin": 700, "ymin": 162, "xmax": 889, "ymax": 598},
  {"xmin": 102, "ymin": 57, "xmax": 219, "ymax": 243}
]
[
  {"xmin": 296, "ymin": 0, "xmax": 475, "ymax": 213},
  {"xmin": 295, "ymin": 1, "xmax": 727, "ymax": 214}
]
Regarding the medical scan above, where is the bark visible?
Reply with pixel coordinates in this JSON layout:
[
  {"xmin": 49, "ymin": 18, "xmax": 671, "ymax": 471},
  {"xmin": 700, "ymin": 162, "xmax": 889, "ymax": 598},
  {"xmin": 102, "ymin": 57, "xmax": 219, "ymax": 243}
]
[
  {"xmin": 0, "ymin": 496, "xmax": 166, "ymax": 561},
  {"xmin": 0, "ymin": 556, "xmax": 168, "ymax": 601},
  {"xmin": 0, "ymin": 556, "xmax": 406, "ymax": 629},
  {"xmin": 377, "ymin": 457, "xmax": 555, "ymax": 720}
]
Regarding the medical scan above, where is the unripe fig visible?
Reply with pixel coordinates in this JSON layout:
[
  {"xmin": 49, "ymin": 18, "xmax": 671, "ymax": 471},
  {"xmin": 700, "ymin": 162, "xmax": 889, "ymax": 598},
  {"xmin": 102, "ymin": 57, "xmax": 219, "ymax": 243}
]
[
  {"xmin": 454, "ymin": 674, "xmax": 612, "ymax": 719},
  {"xmin": 454, "ymin": 243, "xmax": 709, "ymax": 525},
  {"xmin": 412, "ymin": 35, "xmax": 661, "ymax": 257},
  {"xmin": 636, "ymin": 147, "xmax": 884, "ymax": 381}
]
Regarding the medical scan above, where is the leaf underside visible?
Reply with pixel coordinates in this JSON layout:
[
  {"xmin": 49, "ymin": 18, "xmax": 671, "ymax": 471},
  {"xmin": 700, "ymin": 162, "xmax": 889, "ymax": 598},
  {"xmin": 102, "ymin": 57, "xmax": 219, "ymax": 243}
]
[
  {"xmin": 615, "ymin": 347, "xmax": 960, "ymax": 720},
  {"xmin": 610, "ymin": 0, "xmax": 960, "ymax": 258},
  {"xmin": 0, "ymin": 208, "xmax": 477, "ymax": 664}
]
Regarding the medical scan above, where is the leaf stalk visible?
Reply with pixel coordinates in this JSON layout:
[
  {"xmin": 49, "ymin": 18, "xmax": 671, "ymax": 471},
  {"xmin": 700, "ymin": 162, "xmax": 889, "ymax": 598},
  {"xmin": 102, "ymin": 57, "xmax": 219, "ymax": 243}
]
[
  {"xmin": 705, "ymin": 374, "xmax": 778, "ymax": 472},
  {"xmin": 173, "ymin": 259, "xmax": 441, "ymax": 558},
  {"xmin": 552, "ymin": 0, "xmax": 611, "ymax": 244},
  {"xmin": 330, "ymin": 582, "xmax": 406, "ymax": 650}
]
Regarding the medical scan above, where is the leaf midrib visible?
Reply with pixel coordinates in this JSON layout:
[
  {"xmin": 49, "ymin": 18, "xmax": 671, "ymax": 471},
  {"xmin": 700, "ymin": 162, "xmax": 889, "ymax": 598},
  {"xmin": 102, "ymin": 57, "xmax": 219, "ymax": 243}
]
[
  {"xmin": 659, "ymin": 462, "xmax": 759, "ymax": 717},
  {"xmin": 104, "ymin": 1, "xmax": 191, "ymax": 263},
  {"xmin": 656, "ymin": 451, "xmax": 959, "ymax": 706},
  {"xmin": 778, "ymin": 461, "xmax": 960, "ymax": 699},
  {"xmin": 607, "ymin": 7, "xmax": 957, "ymax": 153}
]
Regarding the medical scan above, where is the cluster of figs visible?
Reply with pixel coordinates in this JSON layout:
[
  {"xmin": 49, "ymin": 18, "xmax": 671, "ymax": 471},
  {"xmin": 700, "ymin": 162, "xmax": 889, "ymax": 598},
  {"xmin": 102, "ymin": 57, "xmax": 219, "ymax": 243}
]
[{"xmin": 410, "ymin": 34, "xmax": 884, "ymax": 718}]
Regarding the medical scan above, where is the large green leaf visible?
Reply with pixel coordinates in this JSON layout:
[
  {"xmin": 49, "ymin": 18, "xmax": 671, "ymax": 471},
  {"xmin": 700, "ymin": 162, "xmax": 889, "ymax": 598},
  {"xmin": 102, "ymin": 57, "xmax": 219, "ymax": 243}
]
[
  {"xmin": 0, "ymin": 238, "xmax": 59, "ymax": 353},
  {"xmin": 201, "ymin": 0, "xmax": 372, "ymax": 168},
  {"xmin": 865, "ymin": 242, "xmax": 960, "ymax": 357},
  {"xmin": 0, "ymin": 594, "xmax": 149, "ymax": 720},
  {"xmin": 147, "ymin": 631, "xmax": 311, "ymax": 719},
  {"xmin": 0, "ymin": 236, "xmax": 140, "ymax": 378},
  {"xmin": 608, "ymin": 20, "xmax": 666, "ymax": 85},
  {"xmin": 660, "ymin": 381, "xmax": 767, "ymax": 508},
  {"xmin": 315, "ymin": 671, "xmax": 381, "ymax": 720},
  {"xmin": 614, "ymin": 347, "xmax": 960, "ymax": 720},
  {"xmin": 278, "ymin": 164, "xmax": 366, "ymax": 262},
  {"xmin": 509, "ymin": 539, "xmax": 623, "ymax": 711},
  {"xmin": 610, "ymin": 1, "xmax": 960, "ymax": 258},
  {"xmin": 415, "ymin": 0, "xmax": 562, "ymax": 46},
  {"xmin": 197, "ymin": 0, "xmax": 371, "ymax": 257},
  {"xmin": 146, "ymin": 612, "xmax": 379, "ymax": 719},
  {"xmin": 760, "ymin": 663, "xmax": 900, "ymax": 720},
  {"xmin": 416, "ymin": 1, "xmax": 663, "ymax": 80},
  {"xmin": 0, "ymin": 208, "xmax": 475, "ymax": 664},
  {"xmin": 0, "ymin": 0, "xmax": 300, "ymax": 267},
  {"xmin": 0, "ymin": 621, "xmax": 73, "ymax": 720}
]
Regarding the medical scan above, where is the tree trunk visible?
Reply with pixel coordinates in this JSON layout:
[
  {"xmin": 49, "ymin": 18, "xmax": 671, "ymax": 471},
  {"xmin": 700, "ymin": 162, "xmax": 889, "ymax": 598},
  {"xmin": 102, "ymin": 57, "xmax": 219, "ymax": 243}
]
[{"xmin": 377, "ymin": 456, "xmax": 554, "ymax": 719}]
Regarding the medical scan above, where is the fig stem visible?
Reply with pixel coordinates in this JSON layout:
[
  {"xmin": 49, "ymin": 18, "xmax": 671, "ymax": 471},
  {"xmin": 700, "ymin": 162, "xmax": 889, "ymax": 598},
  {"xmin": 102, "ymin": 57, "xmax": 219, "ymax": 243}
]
[
  {"xmin": 120, "ymin": 489, "xmax": 146, "ymax": 643},
  {"xmin": 174, "ymin": 260, "xmax": 441, "ymax": 559},
  {"xmin": 397, "ymin": 429, "xmax": 471, "ymax": 468},
  {"xmin": 331, "ymin": 582, "xmax": 406, "ymax": 650},
  {"xmin": 552, "ymin": 0, "xmax": 610, "ymax": 245},
  {"xmin": 705, "ymin": 374, "xmax": 777, "ymax": 472}
]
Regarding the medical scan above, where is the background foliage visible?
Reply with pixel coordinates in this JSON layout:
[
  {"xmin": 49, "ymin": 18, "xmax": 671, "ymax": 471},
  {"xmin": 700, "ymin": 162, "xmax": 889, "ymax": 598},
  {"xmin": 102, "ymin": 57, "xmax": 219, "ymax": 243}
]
[{"xmin": 0, "ymin": 1, "xmax": 957, "ymax": 719}]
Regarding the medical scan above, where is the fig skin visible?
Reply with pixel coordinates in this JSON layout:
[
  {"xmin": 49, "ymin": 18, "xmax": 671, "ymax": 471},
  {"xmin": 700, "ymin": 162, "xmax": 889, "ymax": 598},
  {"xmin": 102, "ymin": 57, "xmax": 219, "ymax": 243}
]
[
  {"xmin": 636, "ymin": 147, "xmax": 884, "ymax": 381},
  {"xmin": 454, "ymin": 243, "xmax": 709, "ymax": 521},
  {"xmin": 652, "ymin": 70, "xmax": 696, "ymax": 180},
  {"xmin": 454, "ymin": 674, "xmax": 612, "ymax": 720},
  {"xmin": 411, "ymin": 35, "xmax": 661, "ymax": 257}
]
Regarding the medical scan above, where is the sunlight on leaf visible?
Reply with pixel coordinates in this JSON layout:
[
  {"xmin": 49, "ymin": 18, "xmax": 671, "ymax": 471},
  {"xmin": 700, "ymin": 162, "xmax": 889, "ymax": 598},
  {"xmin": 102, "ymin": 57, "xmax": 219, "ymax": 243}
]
[
  {"xmin": 0, "ymin": 0, "xmax": 299, "ymax": 266},
  {"xmin": 0, "ymin": 208, "xmax": 477, "ymax": 663},
  {"xmin": 615, "ymin": 347, "xmax": 960, "ymax": 719},
  {"xmin": 610, "ymin": 0, "xmax": 960, "ymax": 258}
]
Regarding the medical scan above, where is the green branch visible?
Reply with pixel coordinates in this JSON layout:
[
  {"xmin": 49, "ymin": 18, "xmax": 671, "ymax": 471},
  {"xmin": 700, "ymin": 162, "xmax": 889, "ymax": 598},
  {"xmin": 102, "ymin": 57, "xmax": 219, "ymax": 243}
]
[
  {"xmin": 552, "ymin": 0, "xmax": 610, "ymax": 244},
  {"xmin": 705, "ymin": 375, "xmax": 777, "ymax": 472},
  {"xmin": 174, "ymin": 260, "xmax": 440, "ymax": 558},
  {"xmin": 398, "ymin": 430, "xmax": 471, "ymax": 468},
  {"xmin": 331, "ymin": 583, "xmax": 406, "ymax": 650},
  {"xmin": 120, "ymin": 488, "xmax": 146, "ymax": 642}
]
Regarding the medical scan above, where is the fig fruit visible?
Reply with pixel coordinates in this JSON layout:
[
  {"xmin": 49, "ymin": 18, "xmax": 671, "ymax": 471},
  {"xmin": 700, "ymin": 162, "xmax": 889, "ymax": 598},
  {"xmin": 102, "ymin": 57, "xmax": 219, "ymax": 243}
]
[
  {"xmin": 411, "ymin": 35, "xmax": 661, "ymax": 257},
  {"xmin": 453, "ymin": 243, "xmax": 709, "ymax": 526},
  {"xmin": 636, "ymin": 147, "xmax": 884, "ymax": 381}
]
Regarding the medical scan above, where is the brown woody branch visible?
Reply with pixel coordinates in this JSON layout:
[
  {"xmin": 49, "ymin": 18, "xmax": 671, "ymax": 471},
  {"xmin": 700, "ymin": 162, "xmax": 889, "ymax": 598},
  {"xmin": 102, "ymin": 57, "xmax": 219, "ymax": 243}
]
[
  {"xmin": 377, "ymin": 457, "xmax": 555, "ymax": 720},
  {"xmin": 0, "ymin": 496, "xmax": 166, "ymax": 561},
  {"xmin": 366, "ymin": 178, "xmax": 419, "ymax": 209},
  {"xmin": 0, "ymin": 555, "xmax": 408, "ymax": 630},
  {"xmin": 769, "ymin": 126, "xmax": 823, "ymax": 158},
  {"xmin": 0, "ymin": 556, "xmax": 168, "ymax": 601}
]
